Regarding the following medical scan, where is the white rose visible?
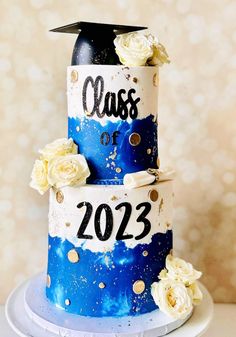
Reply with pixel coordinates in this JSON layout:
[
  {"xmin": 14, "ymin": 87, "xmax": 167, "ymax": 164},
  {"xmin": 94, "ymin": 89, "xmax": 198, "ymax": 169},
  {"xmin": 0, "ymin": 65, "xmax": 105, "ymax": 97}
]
[
  {"xmin": 146, "ymin": 34, "xmax": 170, "ymax": 66},
  {"xmin": 30, "ymin": 159, "xmax": 49, "ymax": 195},
  {"xmin": 187, "ymin": 282, "xmax": 203, "ymax": 306},
  {"xmin": 39, "ymin": 138, "xmax": 77, "ymax": 161},
  {"xmin": 114, "ymin": 32, "xmax": 153, "ymax": 66},
  {"xmin": 165, "ymin": 255, "xmax": 202, "ymax": 286},
  {"xmin": 48, "ymin": 154, "xmax": 90, "ymax": 188},
  {"xmin": 151, "ymin": 280, "xmax": 193, "ymax": 320}
]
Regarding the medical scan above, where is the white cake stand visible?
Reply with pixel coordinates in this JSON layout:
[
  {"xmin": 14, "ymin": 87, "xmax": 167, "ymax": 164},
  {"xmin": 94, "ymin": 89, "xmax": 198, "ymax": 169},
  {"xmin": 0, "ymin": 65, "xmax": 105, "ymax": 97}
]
[{"xmin": 5, "ymin": 273, "xmax": 213, "ymax": 337}]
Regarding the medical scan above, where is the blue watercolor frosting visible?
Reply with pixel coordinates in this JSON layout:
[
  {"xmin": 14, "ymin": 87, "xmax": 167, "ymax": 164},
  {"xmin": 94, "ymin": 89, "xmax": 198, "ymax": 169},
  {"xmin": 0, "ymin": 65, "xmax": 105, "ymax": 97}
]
[
  {"xmin": 46, "ymin": 230, "xmax": 172, "ymax": 317},
  {"xmin": 68, "ymin": 115, "xmax": 158, "ymax": 184}
]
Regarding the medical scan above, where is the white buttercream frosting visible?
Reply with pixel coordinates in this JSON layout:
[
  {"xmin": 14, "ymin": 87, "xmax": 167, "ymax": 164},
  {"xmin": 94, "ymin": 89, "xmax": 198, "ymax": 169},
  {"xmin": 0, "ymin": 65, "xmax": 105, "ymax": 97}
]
[
  {"xmin": 67, "ymin": 65, "xmax": 158, "ymax": 124},
  {"xmin": 48, "ymin": 181, "xmax": 173, "ymax": 252}
]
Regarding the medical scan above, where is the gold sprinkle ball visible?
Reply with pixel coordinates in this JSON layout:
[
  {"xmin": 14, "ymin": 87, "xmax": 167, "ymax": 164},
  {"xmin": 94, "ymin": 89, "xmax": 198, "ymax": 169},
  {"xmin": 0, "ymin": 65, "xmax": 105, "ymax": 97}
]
[
  {"xmin": 99, "ymin": 282, "xmax": 106, "ymax": 289},
  {"xmin": 149, "ymin": 189, "xmax": 159, "ymax": 202},
  {"xmin": 129, "ymin": 133, "xmax": 141, "ymax": 146},
  {"xmin": 133, "ymin": 280, "xmax": 145, "ymax": 295},
  {"xmin": 153, "ymin": 73, "xmax": 159, "ymax": 87},
  {"xmin": 142, "ymin": 250, "xmax": 149, "ymax": 257},
  {"xmin": 65, "ymin": 299, "xmax": 71, "ymax": 306},
  {"xmin": 67, "ymin": 249, "xmax": 80, "ymax": 263},
  {"xmin": 56, "ymin": 190, "xmax": 64, "ymax": 204},
  {"xmin": 133, "ymin": 77, "xmax": 138, "ymax": 83},
  {"xmin": 71, "ymin": 70, "xmax": 78, "ymax": 83},
  {"xmin": 147, "ymin": 148, "xmax": 152, "ymax": 155},
  {"xmin": 116, "ymin": 167, "xmax": 122, "ymax": 173},
  {"xmin": 46, "ymin": 274, "xmax": 51, "ymax": 288}
]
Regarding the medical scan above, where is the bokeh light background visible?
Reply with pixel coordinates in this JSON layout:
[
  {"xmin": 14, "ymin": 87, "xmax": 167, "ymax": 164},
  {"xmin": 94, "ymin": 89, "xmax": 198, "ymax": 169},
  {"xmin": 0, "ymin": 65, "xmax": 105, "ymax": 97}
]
[{"xmin": 0, "ymin": 0, "xmax": 236, "ymax": 303}]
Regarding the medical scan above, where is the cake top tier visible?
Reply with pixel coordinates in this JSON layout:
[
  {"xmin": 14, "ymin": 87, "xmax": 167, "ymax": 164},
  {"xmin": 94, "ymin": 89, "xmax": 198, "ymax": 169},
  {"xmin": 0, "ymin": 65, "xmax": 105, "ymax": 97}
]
[{"xmin": 51, "ymin": 21, "xmax": 147, "ymax": 65}]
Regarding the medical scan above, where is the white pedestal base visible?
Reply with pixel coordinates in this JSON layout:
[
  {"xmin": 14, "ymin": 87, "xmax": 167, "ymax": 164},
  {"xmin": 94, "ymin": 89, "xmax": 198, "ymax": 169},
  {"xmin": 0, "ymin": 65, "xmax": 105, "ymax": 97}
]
[{"xmin": 5, "ymin": 274, "xmax": 213, "ymax": 337}]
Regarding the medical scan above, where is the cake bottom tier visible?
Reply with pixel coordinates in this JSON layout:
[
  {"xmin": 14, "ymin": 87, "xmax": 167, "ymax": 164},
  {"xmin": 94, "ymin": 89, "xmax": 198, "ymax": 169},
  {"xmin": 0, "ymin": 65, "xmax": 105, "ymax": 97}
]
[{"xmin": 46, "ymin": 181, "xmax": 173, "ymax": 317}]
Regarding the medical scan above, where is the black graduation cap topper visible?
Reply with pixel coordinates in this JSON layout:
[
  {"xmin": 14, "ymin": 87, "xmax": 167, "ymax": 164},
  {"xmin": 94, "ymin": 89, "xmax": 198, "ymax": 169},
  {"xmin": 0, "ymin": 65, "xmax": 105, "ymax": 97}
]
[{"xmin": 50, "ymin": 21, "xmax": 147, "ymax": 65}]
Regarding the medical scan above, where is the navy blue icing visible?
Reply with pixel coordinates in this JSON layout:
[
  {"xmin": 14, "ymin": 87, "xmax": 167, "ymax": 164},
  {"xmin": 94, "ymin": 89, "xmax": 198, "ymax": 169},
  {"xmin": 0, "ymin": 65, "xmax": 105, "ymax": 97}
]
[
  {"xmin": 46, "ymin": 230, "xmax": 172, "ymax": 317},
  {"xmin": 68, "ymin": 115, "xmax": 158, "ymax": 184}
]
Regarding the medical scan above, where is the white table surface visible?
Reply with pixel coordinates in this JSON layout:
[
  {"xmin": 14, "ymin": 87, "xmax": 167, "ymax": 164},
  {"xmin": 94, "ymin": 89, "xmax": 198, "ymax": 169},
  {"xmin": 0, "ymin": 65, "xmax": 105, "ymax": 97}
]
[{"xmin": 0, "ymin": 304, "xmax": 236, "ymax": 337}]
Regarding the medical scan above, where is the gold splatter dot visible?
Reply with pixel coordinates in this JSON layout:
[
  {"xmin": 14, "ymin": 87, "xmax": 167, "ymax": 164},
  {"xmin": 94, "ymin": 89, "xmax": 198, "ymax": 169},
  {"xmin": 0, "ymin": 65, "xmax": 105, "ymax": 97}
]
[
  {"xmin": 142, "ymin": 251, "xmax": 149, "ymax": 257},
  {"xmin": 67, "ymin": 249, "xmax": 79, "ymax": 263},
  {"xmin": 99, "ymin": 282, "xmax": 106, "ymax": 289},
  {"xmin": 147, "ymin": 148, "xmax": 152, "ymax": 155},
  {"xmin": 129, "ymin": 133, "xmax": 141, "ymax": 146},
  {"xmin": 153, "ymin": 73, "xmax": 159, "ymax": 87},
  {"xmin": 111, "ymin": 195, "xmax": 118, "ymax": 201},
  {"xmin": 116, "ymin": 167, "xmax": 122, "ymax": 173},
  {"xmin": 56, "ymin": 190, "xmax": 64, "ymax": 204},
  {"xmin": 76, "ymin": 126, "xmax": 80, "ymax": 132},
  {"xmin": 133, "ymin": 77, "xmax": 138, "ymax": 83},
  {"xmin": 133, "ymin": 280, "xmax": 145, "ymax": 294},
  {"xmin": 65, "ymin": 299, "xmax": 71, "ymax": 306},
  {"xmin": 159, "ymin": 198, "xmax": 164, "ymax": 213},
  {"xmin": 157, "ymin": 157, "xmax": 160, "ymax": 168},
  {"xmin": 65, "ymin": 222, "xmax": 71, "ymax": 227},
  {"xmin": 46, "ymin": 274, "xmax": 51, "ymax": 288},
  {"xmin": 71, "ymin": 70, "xmax": 78, "ymax": 83},
  {"xmin": 85, "ymin": 110, "xmax": 92, "ymax": 116},
  {"xmin": 149, "ymin": 189, "xmax": 159, "ymax": 202},
  {"xmin": 166, "ymin": 222, "xmax": 171, "ymax": 228}
]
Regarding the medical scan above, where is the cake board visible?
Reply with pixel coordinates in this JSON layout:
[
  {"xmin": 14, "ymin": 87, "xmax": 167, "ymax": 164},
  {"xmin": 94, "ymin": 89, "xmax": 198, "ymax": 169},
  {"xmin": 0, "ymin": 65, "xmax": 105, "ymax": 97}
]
[{"xmin": 5, "ymin": 273, "xmax": 213, "ymax": 337}]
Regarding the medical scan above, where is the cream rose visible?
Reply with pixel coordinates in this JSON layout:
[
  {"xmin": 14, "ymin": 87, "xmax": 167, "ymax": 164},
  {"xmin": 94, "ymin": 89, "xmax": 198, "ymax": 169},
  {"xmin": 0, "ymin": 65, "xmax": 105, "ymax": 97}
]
[
  {"xmin": 30, "ymin": 159, "xmax": 49, "ymax": 195},
  {"xmin": 39, "ymin": 138, "xmax": 77, "ymax": 161},
  {"xmin": 114, "ymin": 32, "xmax": 153, "ymax": 66},
  {"xmin": 187, "ymin": 282, "xmax": 203, "ymax": 306},
  {"xmin": 47, "ymin": 154, "xmax": 90, "ymax": 188},
  {"xmin": 164, "ymin": 255, "xmax": 202, "ymax": 286},
  {"xmin": 151, "ymin": 280, "xmax": 193, "ymax": 320},
  {"xmin": 147, "ymin": 34, "xmax": 170, "ymax": 66}
]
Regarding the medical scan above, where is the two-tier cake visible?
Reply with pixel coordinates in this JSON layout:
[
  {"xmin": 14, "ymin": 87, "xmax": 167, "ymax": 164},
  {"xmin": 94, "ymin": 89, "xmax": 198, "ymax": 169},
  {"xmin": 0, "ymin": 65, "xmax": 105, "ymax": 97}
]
[{"xmin": 29, "ymin": 21, "xmax": 203, "ymax": 335}]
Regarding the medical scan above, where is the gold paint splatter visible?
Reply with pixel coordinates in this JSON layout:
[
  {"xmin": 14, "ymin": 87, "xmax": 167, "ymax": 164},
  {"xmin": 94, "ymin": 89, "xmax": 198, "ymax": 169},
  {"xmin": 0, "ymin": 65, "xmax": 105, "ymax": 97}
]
[
  {"xmin": 149, "ymin": 189, "xmax": 159, "ymax": 202},
  {"xmin": 111, "ymin": 195, "xmax": 118, "ymax": 201},
  {"xmin": 65, "ymin": 222, "xmax": 71, "ymax": 227},
  {"xmin": 157, "ymin": 157, "xmax": 160, "ymax": 168},
  {"xmin": 142, "ymin": 251, "xmax": 149, "ymax": 257},
  {"xmin": 129, "ymin": 133, "xmax": 141, "ymax": 146},
  {"xmin": 46, "ymin": 274, "xmax": 51, "ymax": 288},
  {"xmin": 99, "ymin": 282, "xmax": 106, "ymax": 289},
  {"xmin": 153, "ymin": 73, "xmax": 159, "ymax": 87},
  {"xmin": 166, "ymin": 222, "xmax": 171, "ymax": 229},
  {"xmin": 67, "ymin": 249, "xmax": 80, "ymax": 263},
  {"xmin": 85, "ymin": 110, "xmax": 93, "ymax": 116},
  {"xmin": 71, "ymin": 70, "xmax": 78, "ymax": 83},
  {"xmin": 147, "ymin": 148, "xmax": 152, "ymax": 155},
  {"xmin": 116, "ymin": 167, "xmax": 122, "ymax": 173},
  {"xmin": 133, "ymin": 280, "xmax": 145, "ymax": 294},
  {"xmin": 56, "ymin": 190, "xmax": 64, "ymax": 204},
  {"xmin": 133, "ymin": 77, "xmax": 138, "ymax": 83},
  {"xmin": 65, "ymin": 298, "xmax": 71, "ymax": 306},
  {"xmin": 159, "ymin": 198, "xmax": 164, "ymax": 213}
]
